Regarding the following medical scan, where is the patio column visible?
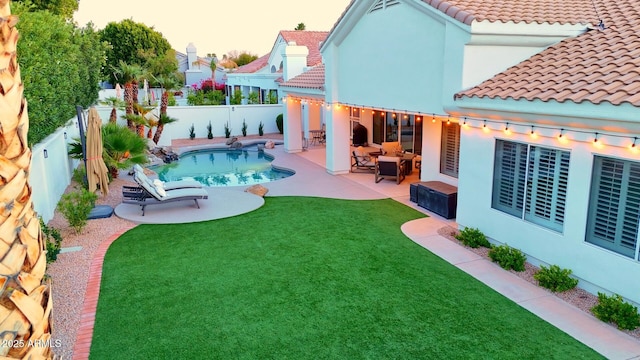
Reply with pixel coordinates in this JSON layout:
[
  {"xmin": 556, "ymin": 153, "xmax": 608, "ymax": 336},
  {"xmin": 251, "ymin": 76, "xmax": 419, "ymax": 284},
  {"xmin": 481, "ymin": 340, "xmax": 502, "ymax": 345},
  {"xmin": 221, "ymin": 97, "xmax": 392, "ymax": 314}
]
[
  {"xmin": 284, "ymin": 98, "xmax": 303, "ymax": 153},
  {"xmin": 302, "ymin": 101, "xmax": 310, "ymax": 142},
  {"xmin": 325, "ymin": 105, "xmax": 351, "ymax": 175}
]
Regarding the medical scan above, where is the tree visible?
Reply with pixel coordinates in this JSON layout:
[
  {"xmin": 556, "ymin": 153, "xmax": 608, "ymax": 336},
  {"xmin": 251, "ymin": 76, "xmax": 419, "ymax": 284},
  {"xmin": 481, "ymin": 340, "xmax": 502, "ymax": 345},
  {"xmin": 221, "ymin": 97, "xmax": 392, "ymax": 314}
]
[
  {"xmin": 15, "ymin": 3, "xmax": 106, "ymax": 145},
  {"xmin": 13, "ymin": 0, "xmax": 78, "ymax": 19},
  {"xmin": 0, "ymin": 0, "xmax": 53, "ymax": 358},
  {"xmin": 295, "ymin": 22, "xmax": 306, "ymax": 30},
  {"xmin": 100, "ymin": 19, "xmax": 171, "ymax": 84},
  {"xmin": 226, "ymin": 50, "xmax": 258, "ymax": 67},
  {"xmin": 112, "ymin": 61, "xmax": 143, "ymax": 131}
]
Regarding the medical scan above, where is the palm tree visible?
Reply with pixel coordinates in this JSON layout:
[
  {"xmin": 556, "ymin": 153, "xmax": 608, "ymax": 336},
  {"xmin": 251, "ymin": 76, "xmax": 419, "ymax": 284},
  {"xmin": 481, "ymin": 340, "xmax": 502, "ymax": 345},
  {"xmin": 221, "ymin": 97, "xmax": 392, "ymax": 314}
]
[
  {"xmin": 153, "ymin": 113, "xmax": 178, "ymax": 145},
  {"xmin": 99, "ymin": 96, "xmax": 124, "ymax": 123},
  {"xmin": 112, "ymin": 61, "xmax": 143, "ymax": 131},
  {"xmin": 0, "ymin": 2, "xmax": 53, "ymax": 358}
]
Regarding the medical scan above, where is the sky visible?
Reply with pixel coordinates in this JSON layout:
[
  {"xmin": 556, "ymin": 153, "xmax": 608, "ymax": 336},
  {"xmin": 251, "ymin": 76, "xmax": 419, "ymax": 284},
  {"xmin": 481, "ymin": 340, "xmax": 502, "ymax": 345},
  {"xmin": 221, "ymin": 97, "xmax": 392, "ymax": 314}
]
[{"xmin": 73, "ymin": 0, "xmax": 353, "ymax": 57}]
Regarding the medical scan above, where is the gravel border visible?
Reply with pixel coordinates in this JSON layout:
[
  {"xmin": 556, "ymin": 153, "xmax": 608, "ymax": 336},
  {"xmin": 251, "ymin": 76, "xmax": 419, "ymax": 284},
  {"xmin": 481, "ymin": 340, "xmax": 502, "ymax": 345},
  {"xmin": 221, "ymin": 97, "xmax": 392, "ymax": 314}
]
[{"xmin": 436, "ymin": 225, "xmax": 640, "ymax": 341}]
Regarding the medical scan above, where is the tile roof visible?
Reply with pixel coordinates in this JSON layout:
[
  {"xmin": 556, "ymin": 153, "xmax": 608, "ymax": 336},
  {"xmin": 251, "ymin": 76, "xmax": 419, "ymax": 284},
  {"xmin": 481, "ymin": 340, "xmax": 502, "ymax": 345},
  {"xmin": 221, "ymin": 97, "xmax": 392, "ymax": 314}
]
[
  {"xmin": 423, "ymin": 0, "xmax": 598, "ymax": 25},
  {"xmin": 234, "ymin": 53, "xmax": 270, "ymax": 74},
  {"xmin": 454, "ymin": 0, "xmax": 640, "ymax": 106},
  {"xmin": 279, "ymin": 64, "xmax": 325, "ymax": 90},
  {"xmin": 233, "ymin": 31, "xmax": 328, "ymax": 74},
  {"xmin": 280, "ymin": 30, "xmax": 328, "ymax": 67}
]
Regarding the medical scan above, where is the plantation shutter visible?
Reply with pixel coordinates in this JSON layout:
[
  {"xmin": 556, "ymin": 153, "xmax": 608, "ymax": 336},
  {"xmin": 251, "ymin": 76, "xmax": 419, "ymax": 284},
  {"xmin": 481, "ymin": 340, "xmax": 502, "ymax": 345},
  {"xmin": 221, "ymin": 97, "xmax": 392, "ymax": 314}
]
[
  {"xmin": 524, "ymin": 147, "xmax": 570, "ymax": 232},
  {"xmin": 586, "ymin": 157, "xmax": 640, "ymax": 259},
  {"xmin": 492, "ymin": 140, "xmax": 527, "ymax": 217},
  {"xmin": 440, "ymin": 123, "xmax": 460, "ymax": 178}
]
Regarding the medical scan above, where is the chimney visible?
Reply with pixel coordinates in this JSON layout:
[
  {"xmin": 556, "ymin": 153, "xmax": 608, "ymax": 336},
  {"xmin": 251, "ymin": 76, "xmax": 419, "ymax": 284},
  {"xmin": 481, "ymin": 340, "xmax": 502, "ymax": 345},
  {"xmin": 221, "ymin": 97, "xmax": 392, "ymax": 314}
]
[
  {"xmin": 281, "ymin": 41, "xmax": 309, "ymax": 81},
  {"xmin": 186, "ymin": 43, "xmax": 197, "ymax": 70}
]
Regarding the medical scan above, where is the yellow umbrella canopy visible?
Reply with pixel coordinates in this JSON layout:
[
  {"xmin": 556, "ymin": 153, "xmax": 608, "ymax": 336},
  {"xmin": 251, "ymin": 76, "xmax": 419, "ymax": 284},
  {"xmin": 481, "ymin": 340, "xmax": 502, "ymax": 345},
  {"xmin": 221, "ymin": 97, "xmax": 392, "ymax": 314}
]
[{"xmin": 86, "ymin": 107, "xmax": 109, "ymax": 196}]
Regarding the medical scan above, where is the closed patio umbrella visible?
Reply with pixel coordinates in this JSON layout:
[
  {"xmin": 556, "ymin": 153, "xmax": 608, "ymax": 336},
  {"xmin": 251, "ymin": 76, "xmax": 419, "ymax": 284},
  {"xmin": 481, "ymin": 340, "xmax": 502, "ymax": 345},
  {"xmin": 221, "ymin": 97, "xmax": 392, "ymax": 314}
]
[{"xmin": 86, "ymin": 107, "xmax": 109, "ymax": 196}]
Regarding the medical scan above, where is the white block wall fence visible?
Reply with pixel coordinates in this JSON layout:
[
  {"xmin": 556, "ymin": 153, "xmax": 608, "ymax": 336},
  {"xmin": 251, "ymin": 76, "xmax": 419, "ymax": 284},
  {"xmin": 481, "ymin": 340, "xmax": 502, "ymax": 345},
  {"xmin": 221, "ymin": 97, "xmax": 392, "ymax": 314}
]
[{"xmin": 31, "ymin": 104, "xmax": 284, "ymax": 223}]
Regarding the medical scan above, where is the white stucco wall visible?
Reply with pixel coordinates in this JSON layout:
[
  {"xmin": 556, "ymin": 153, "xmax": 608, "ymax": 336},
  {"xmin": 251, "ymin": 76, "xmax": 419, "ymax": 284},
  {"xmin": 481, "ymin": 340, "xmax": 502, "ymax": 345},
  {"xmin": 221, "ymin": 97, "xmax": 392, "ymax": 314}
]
[{"xmin": 456, "ymin": 120, "xmax": 640, "ymax": 305}]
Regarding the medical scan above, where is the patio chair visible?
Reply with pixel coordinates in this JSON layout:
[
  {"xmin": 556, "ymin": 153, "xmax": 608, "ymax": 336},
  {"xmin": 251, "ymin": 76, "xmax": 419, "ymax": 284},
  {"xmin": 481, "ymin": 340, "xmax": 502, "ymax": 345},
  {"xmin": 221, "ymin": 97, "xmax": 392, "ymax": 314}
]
[
  {"xmin": 133, "ymin": 164, "xmax": 202, "ymax": 190},
  {"xmin": 375, "ymin": 155, "xmax": 406, "ymax": 184},
  {"xmin": 351, "ymin": 147, "xmax": 376, "ymax": 172},
  {"xmin": 123, "ymin": 172, "xmax": 209, "ymax": 216},
  {"xmin": 381, "ymin": 141, "xmax": 403, "ymax": 156}
]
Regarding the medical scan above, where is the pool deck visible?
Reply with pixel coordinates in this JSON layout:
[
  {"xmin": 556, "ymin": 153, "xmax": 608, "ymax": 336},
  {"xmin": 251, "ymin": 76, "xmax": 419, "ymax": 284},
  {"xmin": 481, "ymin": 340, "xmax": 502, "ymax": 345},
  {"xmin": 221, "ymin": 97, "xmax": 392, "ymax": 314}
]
[{"xmin": 110, "ymin": 140, "xmax": 640, "ymax": 359}]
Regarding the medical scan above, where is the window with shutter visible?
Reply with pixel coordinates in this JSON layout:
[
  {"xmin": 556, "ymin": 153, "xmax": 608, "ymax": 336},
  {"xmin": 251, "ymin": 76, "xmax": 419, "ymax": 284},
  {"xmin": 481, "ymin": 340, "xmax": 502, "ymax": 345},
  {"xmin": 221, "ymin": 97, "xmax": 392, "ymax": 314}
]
[
  {"xmin": 440, "ymin": 122, "xmax": 460, "ymax": 178},
  {"xmin": 492, "ymin": 140, "xmax": 570, "ymax": 232},
  {"xmin": 586, "ymin": 156, "xmax": 640, "ymax": 260}
]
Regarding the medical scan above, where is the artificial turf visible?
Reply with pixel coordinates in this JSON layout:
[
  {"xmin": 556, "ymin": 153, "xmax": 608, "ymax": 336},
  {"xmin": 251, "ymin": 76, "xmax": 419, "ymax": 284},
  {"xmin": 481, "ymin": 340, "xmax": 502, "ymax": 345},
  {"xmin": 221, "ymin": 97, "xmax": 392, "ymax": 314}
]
[{"xmin": 89, "ymin": 197, "xmax": 603, "ymax": 359}]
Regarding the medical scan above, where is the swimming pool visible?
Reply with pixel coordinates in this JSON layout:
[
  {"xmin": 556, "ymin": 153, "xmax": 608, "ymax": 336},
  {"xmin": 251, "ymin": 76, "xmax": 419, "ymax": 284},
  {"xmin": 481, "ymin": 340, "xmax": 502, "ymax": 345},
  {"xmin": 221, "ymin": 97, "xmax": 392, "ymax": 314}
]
[{"xmin": 149, "ymin": 149, "xmax": 294, "ymax": 187}]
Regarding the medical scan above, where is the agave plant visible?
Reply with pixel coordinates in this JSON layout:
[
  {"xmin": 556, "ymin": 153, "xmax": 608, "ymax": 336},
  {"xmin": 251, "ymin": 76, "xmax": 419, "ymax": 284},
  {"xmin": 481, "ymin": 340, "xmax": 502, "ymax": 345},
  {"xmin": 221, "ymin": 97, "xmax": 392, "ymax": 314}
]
[{"xmin": 69, "ymin": 123, "xmax": 148, "ymax": 178}]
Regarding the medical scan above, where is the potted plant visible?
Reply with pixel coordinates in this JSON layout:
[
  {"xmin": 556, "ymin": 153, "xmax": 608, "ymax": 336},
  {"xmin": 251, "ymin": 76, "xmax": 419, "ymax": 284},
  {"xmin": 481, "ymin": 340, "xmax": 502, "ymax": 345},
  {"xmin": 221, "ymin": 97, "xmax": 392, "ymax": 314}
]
[
  {"xmin": 241, "ymin": 119, "xmax": 248, "ymax": 137},
  {"xmin": 258, "ymin": 121, "xmax": 264, "ymax": 136},
  {"xmin": 189, "ymin": 123, "xmax": 196, "ymax": 140}
]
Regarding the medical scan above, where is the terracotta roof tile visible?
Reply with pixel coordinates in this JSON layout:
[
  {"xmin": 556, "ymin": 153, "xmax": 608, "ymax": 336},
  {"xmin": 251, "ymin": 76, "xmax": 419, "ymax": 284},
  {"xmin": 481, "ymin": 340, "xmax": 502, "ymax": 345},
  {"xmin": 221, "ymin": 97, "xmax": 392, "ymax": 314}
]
[
  {"xmin": 422, "ymin": 0, "xmax": 598, "ymax": 25},
  {"xmin": 234, "ymin": 54, "xmax": 270, "ymax": 74},
  {"xmin": 279, "ymin": 31, "xmax": 328, "ymax": 67},
  {"xmin": 455, "ymin": 0, "xmax": 640, "ymax": 108},
  {"xmin": 279, "ymin": 64, "xmax": 325, "ymax": 90}
]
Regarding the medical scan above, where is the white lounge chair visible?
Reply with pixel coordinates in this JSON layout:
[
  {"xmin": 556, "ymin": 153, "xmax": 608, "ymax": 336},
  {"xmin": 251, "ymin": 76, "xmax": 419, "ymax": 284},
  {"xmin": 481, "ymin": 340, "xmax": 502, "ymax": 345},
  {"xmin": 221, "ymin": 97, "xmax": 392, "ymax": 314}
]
[{"xmin": 123, "ymin": 172, "xmax": 209, "ymax": 216}]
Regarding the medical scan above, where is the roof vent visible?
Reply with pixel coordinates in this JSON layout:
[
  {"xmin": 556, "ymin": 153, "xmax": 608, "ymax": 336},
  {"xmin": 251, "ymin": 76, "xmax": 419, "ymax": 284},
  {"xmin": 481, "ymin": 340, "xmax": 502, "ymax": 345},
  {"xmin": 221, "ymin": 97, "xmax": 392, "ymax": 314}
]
[{"xmin": 369, "ymin": 0, "xmax": 400, "ymax": 13}]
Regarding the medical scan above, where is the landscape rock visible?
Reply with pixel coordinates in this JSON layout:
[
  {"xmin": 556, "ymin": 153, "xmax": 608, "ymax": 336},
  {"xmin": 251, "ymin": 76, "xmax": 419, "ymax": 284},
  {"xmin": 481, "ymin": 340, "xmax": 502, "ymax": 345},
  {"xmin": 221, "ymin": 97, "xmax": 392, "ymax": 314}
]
[
  {"xmin": 265, "ymin": 140, "xmax": 275, "ymax": 149},
  {"xmin": 225, "ymin": 137, "xmax": 238, "ymax": 145},
  {"xmin": 245, "ymin": 184, "xmax": 269, "ymax": 197}
]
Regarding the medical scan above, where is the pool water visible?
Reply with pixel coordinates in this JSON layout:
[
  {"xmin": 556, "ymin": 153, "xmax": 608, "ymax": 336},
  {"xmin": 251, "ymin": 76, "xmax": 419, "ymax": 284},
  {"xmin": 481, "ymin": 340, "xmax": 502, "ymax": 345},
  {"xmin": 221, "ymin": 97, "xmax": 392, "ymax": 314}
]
[{"xmin": 149, "ymin": 149, "xmax": 294, "ymax": 187}]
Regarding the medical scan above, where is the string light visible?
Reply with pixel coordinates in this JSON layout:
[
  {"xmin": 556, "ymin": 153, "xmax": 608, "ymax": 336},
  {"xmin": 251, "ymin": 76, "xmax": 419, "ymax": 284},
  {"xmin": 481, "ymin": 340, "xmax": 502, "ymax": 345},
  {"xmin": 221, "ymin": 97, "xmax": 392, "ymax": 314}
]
[
  {"xmin": 593, "ymin": 133, "xmax": 599, "ymax": 144},
  {"xmin": 504, "ymin": 122, "xmax": 510, "ymax": 134},
  {"xmin": 558, "ymin": 129, "xmax": 564, "ymax": 140},
  {"xmin": 447, "ymin": 116, "xmax": 451, "ymax": 125},
  {"xmin": 530, "ymin": 125, "xmax": 537, "ymax": 138},
  {"xmin": 432, "ymin": 114, "xmax": 436, "ymax": 123}
]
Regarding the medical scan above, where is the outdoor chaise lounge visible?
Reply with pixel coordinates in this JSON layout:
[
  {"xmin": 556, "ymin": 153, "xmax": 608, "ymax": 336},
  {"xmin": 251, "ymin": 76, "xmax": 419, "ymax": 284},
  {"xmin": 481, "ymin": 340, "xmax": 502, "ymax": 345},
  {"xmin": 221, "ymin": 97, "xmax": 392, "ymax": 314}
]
[
  {"xmin": 132, "ymin": 164, "xmax": 202, "ymax": 190},
  {"xmin": 123, "ymin": 172, "xmax": 209, "ymax": 216}
]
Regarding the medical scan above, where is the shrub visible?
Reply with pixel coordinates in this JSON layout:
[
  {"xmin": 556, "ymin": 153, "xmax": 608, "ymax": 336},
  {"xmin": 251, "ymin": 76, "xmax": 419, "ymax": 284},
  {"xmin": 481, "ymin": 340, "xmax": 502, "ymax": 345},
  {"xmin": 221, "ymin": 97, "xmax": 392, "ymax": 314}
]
[
  {"xmin": 534, "ymin": 265, "xmax": 578, "ymax": 292},
  {"xmin": 224, "ymin": 122, "xmax": 231, "ymax": 138},
  {"xmin": 591, "ymin": 293, "xmax": 640, "ymax": 330},
  {"xmin": 455, "ymin": 227, "xmax": 491, "ymax": 248},
  {"xmin": 72, "ymin": 166, "xmax": 88, "ymax": 190},
  {"xmin": 189, "ymin": 124, "xmax": 196, "ymax": 139},
  {"xmin": 258, "ymin": 121, "xmax": 264, "ymax": 136},
  {"xmin": 40, "ymin": 218, "xmax": 63, "ymax": 264},
  {"xmin": 230, "ymin": 89, "xmax": 243, "ymax": 105},
  {"xmin": 57, "ymin": 189, "xmax": 98, "ymax": 234},
  {"xmin": 488, "ymin": 244, "xmax": 526, "ymax": 272},
  {"xmin": 207, "ymin": 121, "xmax": 213, "ymax": 139},
  {"xmin": 247, "ymin": 91, "xmax": 259, "ymax": 104},
  {"xmin": 276, "ymin": 113, "xmax": 284, "ymax": 134},
  {"xmin": 241, "ymin": 119, "xmax": 248, "ymax": 136}
]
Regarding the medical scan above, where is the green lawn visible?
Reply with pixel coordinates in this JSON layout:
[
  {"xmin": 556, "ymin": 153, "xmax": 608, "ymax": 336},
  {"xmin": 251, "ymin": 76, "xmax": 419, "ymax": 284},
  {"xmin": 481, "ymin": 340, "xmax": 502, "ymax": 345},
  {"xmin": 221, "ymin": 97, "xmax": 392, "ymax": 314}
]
[{"xmin": 90, "ymin": 197, "xmax": 602, "ymax": 359}]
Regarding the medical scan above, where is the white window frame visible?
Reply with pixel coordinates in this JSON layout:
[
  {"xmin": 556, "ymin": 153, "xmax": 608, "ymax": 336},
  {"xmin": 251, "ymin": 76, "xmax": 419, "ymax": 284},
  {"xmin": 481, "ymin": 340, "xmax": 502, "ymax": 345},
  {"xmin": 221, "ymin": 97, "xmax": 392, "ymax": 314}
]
[
  {"xmin": 491, "ymin": 139, "xmax": 570, "ymax": 232},
  {"xmin": 586, "ymin": 156, "xmax": 640, "ymax": 260}
]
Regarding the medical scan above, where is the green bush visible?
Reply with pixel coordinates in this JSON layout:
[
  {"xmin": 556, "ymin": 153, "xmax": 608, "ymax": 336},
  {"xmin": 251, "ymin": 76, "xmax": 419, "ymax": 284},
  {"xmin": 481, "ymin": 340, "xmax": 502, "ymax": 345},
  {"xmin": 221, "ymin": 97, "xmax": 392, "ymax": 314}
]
[
  {"xmin": 189, "ymin": 124, "xmax": 196, "ymax": 139},
  {"xmin": 40, "ymin": 218, "xmax": 63, "ymax": 264},
  {"xmin": 591, "ymin": 293, "xmax": 640, "ymax": 330},
  {"xmin": 276, "ymin": 113, "xmax": 284, "ymax": 134},
  {"xmin": 230, "ymin": 89, "xmax": 243, "ymax": 105},
  {"xmin": 455, "ymin": 227, "xmax": 491, "ymax": 248},
  {"xmin": 241, "ymin": 119, "xmax": 248, "ymax": 137},
  {"xmin": 258, "ymin": 121, "xmax": 264, "ymax": 136},
  {"xmin": 224, "ymin": 122, "xmax": 231, "ymax": 138},
  {"xmin": 207, "ymin": 121, "xmax": 213, "ymax": 139},
  {"xmin": 488, "ymin": 244, "xmax": 526, "ymax": 272},
  {"xmin": 72, "ymin": 166, "xmax": 88, "ymax": 189},
  {"xmin": 57, "ymin": 189, "xmax": 98, "ymax": 234},
  {"xmin": 534, "ymin": 265, "xmax": 578, "ymax": 292}
]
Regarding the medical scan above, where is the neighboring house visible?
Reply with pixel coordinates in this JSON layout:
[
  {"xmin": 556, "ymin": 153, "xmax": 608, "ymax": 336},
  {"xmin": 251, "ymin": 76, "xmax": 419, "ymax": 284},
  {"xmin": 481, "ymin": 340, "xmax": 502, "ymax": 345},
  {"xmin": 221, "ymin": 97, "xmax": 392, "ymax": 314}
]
[
  {"xmin": 225, "ymin": 30, "xmax": 329, "ymax": 105},
  {"xmin": 176, "ymin": 43, "xmax": 226, "ymax": 88},
  {"xmin": 282, "ymin": 0, "xmax": 640, "ymax": 305}
]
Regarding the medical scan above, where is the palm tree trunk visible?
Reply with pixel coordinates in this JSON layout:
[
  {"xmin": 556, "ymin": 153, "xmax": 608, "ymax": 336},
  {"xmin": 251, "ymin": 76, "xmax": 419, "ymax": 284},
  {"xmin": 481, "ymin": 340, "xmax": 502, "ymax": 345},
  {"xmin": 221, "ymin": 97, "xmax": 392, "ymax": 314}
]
[
  {"xmin": 109, "ymin": 107, "xmax": 117, "ymax": 123},
  {"xmin": 160, "ymin": 90, "xmax": 168, "ymax": 115},
  {"xmin": 124, "ymin": 83, "xmax": 134, "ymax": 130},
  {"xmin": 0, "ymin": 2, "xmax": 52, "ymax": 358},
  {"xmin": 153, "ymin": 124, "xmax": 165, "ymax": 145}
]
